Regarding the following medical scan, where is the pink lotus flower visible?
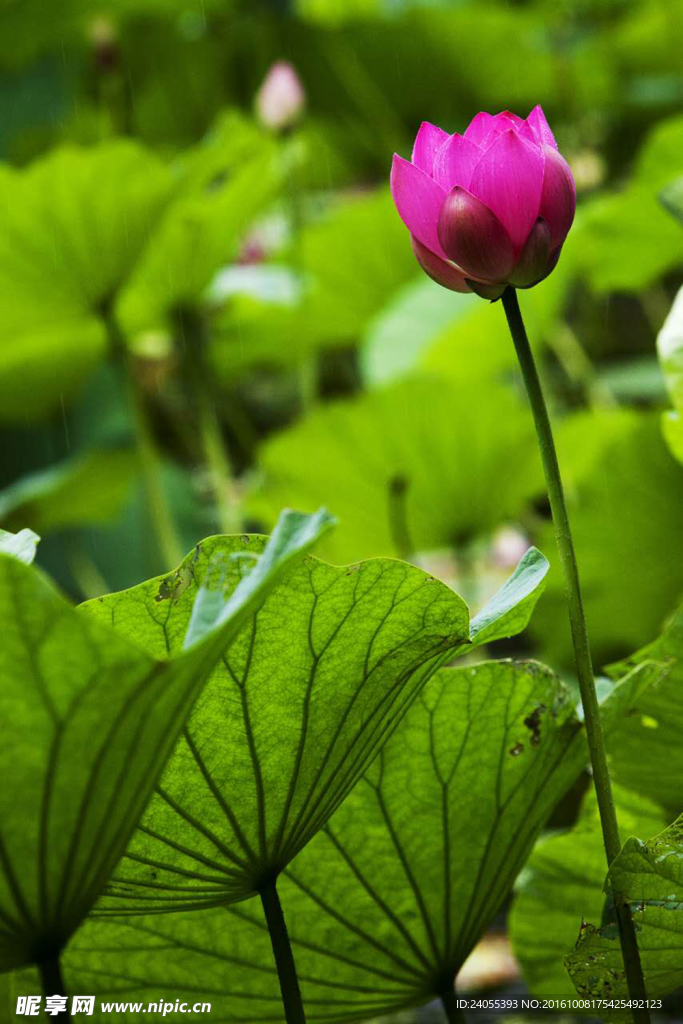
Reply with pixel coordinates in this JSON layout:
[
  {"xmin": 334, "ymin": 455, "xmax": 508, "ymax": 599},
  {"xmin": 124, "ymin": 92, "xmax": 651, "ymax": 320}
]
[
  {"xmin": 390, "ymin": 107, "xmax": 575, "ymax": 298},
  {"xmin": 256, "ymin": 61, "xmax": 305, "ymax": 132}
]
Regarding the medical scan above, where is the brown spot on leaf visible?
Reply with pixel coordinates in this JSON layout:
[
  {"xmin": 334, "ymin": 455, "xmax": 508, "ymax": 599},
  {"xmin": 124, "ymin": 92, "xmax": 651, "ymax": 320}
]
[{"xmin": 524, "ymin": 704, "xmax": 546, "ymax": 746}]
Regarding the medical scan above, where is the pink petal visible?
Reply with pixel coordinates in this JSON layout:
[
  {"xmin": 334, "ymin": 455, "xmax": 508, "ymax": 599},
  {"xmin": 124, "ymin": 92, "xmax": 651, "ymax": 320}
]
[
  {"xmin": 411, "ymin": 236, "xmax": 472, "ymax": 293},
  {"xmin": 524, "ymin": 105, "xmax": 558, "ymax": 150},
  {"xmin": 539, "ymin": 145, "xmax": 576, "ymax": 248},
  {"xmin": 432, "ymin": 133, "xmax": 483, "ymax": 191},
  {"xmin": 468, "ymin": 130, "xmax": 545, "ymax": 251},
  {"xmin": 490, "ymin": 111, "xmax": 525, "ymax": 132},
  {"xmin": 508, "ymin": 217, "xmax": 551, "ymax": 287},
  {"xmin": 464, "ymin": 111, "xmax": 497, "ymax": 146},
  {"xmin": 478, "ymin": 128, "xmax": 503, "ymax": 152},
  {"xmin": 517, "ymin": 120, "xmax": 541, "ymax": 147},
  {"xmin": 437, "ymin": 185, "xmax": 515, "ymax": 282},
  {"xmin": 391, "ymin": 154, "xmax": 447, "ymax": 259},
  {"xmin": 517, "ymin": 243, "xmax": 563, "ymax": 290},
  {"xmin": 411, "ymin": 121, "xmax": 449, "ymax": 174}
]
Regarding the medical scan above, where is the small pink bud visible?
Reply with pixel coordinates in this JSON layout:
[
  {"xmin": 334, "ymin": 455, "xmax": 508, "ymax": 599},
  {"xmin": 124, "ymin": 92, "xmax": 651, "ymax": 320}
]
[
  {"xmin": 491, "ymin": 526, "xmax": 530, "ymax": 569},
  {"xmin": 390, "ymin": 106, "xmax": 575, "ymax": 298},
  {"xmin": 255, "ymin": 61, "xmax": 305, "ymax": 132}
]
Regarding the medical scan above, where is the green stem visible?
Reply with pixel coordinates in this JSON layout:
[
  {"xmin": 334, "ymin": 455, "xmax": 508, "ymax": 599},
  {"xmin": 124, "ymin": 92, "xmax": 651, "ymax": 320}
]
[
  {"xmin": 439, "ymin": 987, "xmax": 466, "ymax": 1024},
  {"xmin": 175, "ymin": 307, "xmax": 241, "ymax": 535},
  {"xmin": 501, "ymin": 287, "xmax": 650, "ymax": 1021},
  {"xmin": 104, "ymin": 309, "xmax": 183, "ymax": 570},
  {"xmin": 38, "ymin": 953, "xmax": 71, "ymax": 1021},
  {"xmin": 455, "ymin": 543, "xmax": 478, "ymax": 610},
  {"xmin": 281, "ymin": 131, "xmax": 318, "ymax": 414},
  {"xmin": 297, "ymin": 357, "xmax": 317, "ymax": 414},
  {"xmin": 549, "ymin": 322, "xmax": 616, "ymax": 410},
  {"xmin": 388, "ymin": 475, "xmax": 413, "ymax": 560},
  {"xmin": 198, "ymin": 393, "xmax": 240, "ymax": 534},
  {"xmin": 260, "ymin": 878, "xmax": 306, "ymax": 1024}
]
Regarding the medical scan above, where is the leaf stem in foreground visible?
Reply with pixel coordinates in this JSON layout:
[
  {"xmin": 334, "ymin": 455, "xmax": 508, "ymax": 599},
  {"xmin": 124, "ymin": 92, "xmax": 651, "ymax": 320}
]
[
  {"xmin": 175, "ymin": 307, "xmax": 241, "ymax": 535},
  {"xmin": 38, "ymin": 954, "xmax": 71, "ymax": 1021},
  {"xmin": 440, "ymin": 987, "xmax": 467, "ymax": 1024},
  {"xmin": 104, "ymin": 308, "xmax": 183, "ymax": 570},
  {"xmin": 260, "ymin": 878, "xmax": 306, "ymax": 1024},
  {"xmin": 501, "ymin": 286, "xmax": 650, "ymax": 1023}
]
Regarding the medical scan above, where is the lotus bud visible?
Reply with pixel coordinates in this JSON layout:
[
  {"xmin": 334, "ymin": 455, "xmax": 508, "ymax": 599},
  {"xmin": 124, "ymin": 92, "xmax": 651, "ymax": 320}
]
[
  {"xmin": 255, "ymin": 61, "xmax": 305, "ymax": 133},
  {"xmin": 390, "ymin": 106, "xmax": 576, "ymax": 298},
  {"xmin": 491, "ymin": 526, "xmax": 531, "ymax": 569}
]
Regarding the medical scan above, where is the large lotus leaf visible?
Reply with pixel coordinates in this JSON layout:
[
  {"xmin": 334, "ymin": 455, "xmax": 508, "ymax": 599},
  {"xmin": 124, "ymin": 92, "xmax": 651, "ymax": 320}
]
[
  {"xmin": 605, "ymin": 601, "xmax": 683, "ymax": 817},
  {"xmin": 210, "ymin": 188, "xmax": 417, "ymax": 379},
  {"xmin": 0, "ymin": 448, "xmax": 136, "ymax": 534},
  {"xmin": 49, "ymin": 655, "xmax": 659, "ymax": 1022},
  {"xmin": 573, "ymin": 115, "xmax": 683, "ymax": 293},
  {"xmin": 0, "ymin": 508, "xmax": 331, "ymax": 972},
  {"xmin": 529, "ymin": 408, "xmax": 683, "ymax": 670},
  {"xmin": 415, "ymin": 238, "xmax": 575, "ymax": 388},
  {"xmin": 118, "ymin": 114, "xmax": 285, "ymax": 335},
  {"xmin": 509, "ymin": 787, "xmax": 667, "ymax": 998},
  {"xmin": 565, "ymin": 815, "xmax": 683, "ymax": 1004},
  {"xmin": 0, "ymin": 142, "xmax": 171, "ymax": 422},
  {"xmin": 657, "ymin": 284, "xmax": 683, "ymax": 465},
  {"xmin": 294, "ymin": 188, "xmax": 417, "ymax": 345},
  {"xmin": 81, "ymin": 542, "xmax": 548, "ymax": 912},
  {"xmin": 249, "ymin": 373, "xmax": 542, "ymax": 564},
  {"xmin": 360, "ymin": 276, "xmax": 475, "ymax": 390}
]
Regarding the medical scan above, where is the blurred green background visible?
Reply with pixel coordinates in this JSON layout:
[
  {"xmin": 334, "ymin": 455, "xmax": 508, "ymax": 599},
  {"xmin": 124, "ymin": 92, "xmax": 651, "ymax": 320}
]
[{"xmin": 0, "ymin": 0, "xmax": 682, "ymax": 685}]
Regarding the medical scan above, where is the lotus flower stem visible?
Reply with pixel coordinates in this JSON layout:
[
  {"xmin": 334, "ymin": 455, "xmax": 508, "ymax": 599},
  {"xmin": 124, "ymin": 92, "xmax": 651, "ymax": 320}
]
[
  {"xmin": 260, "ymin": 878, "xmax": 307, "ymax": 1024},
  {"xmin": 103, "ymin": 307, "xmax": 183, "ymax": 571},
  {"xmin": 388, "ymin": 475, "xmax": 413, "ymax": 560},
  {"xmin": 174, "ymin": 306, "xmax": 241, "ymax": 536},
  {"xmin": 38, "ymin": 953, "xmax": 71, "ymax": 1021},
  {"xmin": 501, "ymin": 286, "xmax": 650, "ymax": 1022},
  {"xmin": 126, "ymin": 367, "xmax": 184, "ymax": 569}
]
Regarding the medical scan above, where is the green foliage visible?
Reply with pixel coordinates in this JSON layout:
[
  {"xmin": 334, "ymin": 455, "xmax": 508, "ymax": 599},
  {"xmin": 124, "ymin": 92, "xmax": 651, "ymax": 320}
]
[
  {"xmin": 607, "ymin": 602, "xmax": 683, "ymax": 816},
  {"xmin": 0, "ymin": 117, "xmax": 286, "ymax": 423},
  {"xmin": 418, "ymin": 249, "xmax": 574, "ymax": 384},
  {"xmin": 0, "ymin": 448, "xmax": 136, "ymax": 534},
  {"xmin": 360, "ymin": 276, "xmax": 471, "ymax": 389},
  {"xmin": 574, "ymin": 115, "xmax": 683, "ymax": 293},
  {"xmin": 566, "ymin": 815, "xmax": 683, "ymax": 1003},
  {"xmin": 250, "ymin": 373, "xmax": 542, "ymax": 563},
  {"xmin": 510, "ymin": 787, "xmax": 667, "ymax": 998},
  {"xmin": 660, "ymin": 176, "xmax": 683, "ymax": 225},
  {"xmin": 119, "ymin": 113, "xmax": 286, "ymax": 336},
  {"xmin": 55, "ymin": 655, "xmax": 655, "ymax": 1019},
  {"xmin": 0, "ymin": 508, "xmax": 330, "ymax": 971},
  {"xmin": 529, "ymin": 408, "xmax": 683, "ymax": 669},
  {"xmin": 210, "ymin": 188, "xmax": 417, "ymax": 377},
  {"xmin": 80, "ymin": 539, "xmax": 546, "ymax": 911},
  {"xmin": 657, "ymin": 285, "xmax": 683, "ymax": 465},
  {"xmin": 0, "ymin": 142, "xmax": 170, "ymax": 421},
  {"xmin": 3, "ymin": 1, "xmax": 683, "ymax": 1015}
]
